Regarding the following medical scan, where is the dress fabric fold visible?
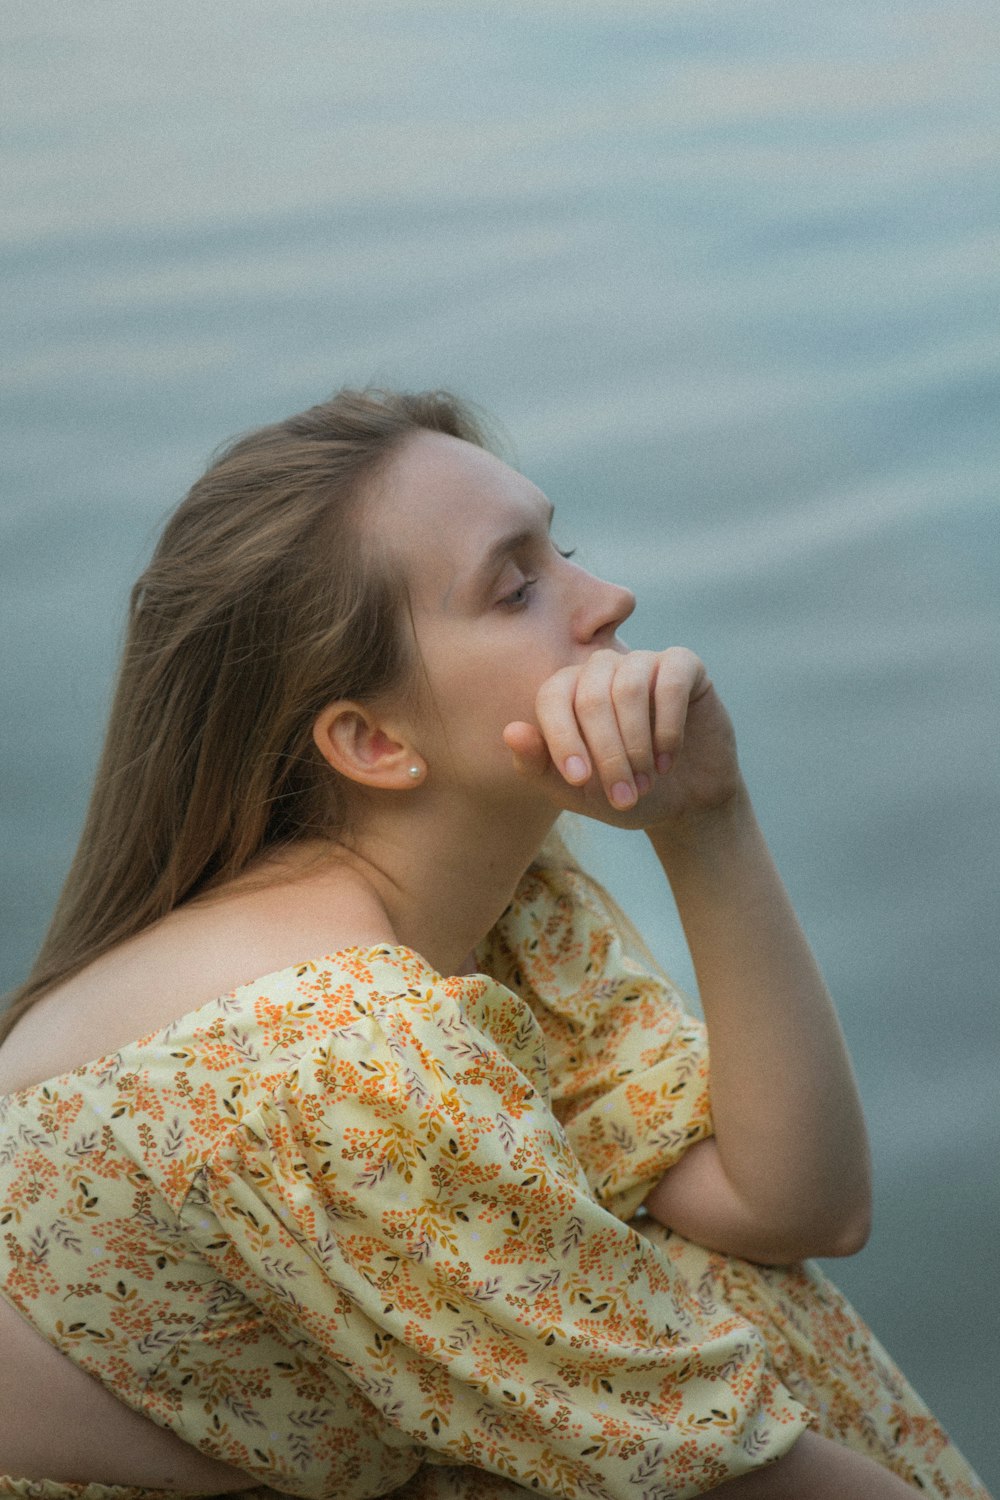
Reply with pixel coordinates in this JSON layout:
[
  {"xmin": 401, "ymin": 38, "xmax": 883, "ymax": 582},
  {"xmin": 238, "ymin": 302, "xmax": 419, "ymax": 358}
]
[{"xmin": 0, "ymin": 861, "xmax": 989, "ymax": 1499}]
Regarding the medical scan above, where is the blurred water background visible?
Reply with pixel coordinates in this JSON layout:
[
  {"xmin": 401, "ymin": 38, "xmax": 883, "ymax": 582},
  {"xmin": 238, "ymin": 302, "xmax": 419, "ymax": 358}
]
[{"xmin": 2, "ymin": 0, "xmax": 999, "ymax": 1487}]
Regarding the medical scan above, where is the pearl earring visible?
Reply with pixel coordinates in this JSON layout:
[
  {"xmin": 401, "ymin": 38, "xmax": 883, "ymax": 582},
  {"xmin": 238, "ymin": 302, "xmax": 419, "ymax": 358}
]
[{"xmin": 408, "ymin": 765, "xmax": 422, "ymax": 779}]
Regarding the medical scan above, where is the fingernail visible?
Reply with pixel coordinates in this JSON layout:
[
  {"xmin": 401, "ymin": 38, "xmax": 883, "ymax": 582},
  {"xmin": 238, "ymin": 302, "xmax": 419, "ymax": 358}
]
[
  {"xmin": 565, "ymin": 755, "xmax": 589, "ymax": 782},
  {"xmin": 656, "ymin": 753, "xmax": 672, "ymax": 774},
  {"xmin": 611, "ymin": 781, "xmax": 635, "ymax": 808},
  {"xmin": 636, "ymin": 772, "xmax": 651, "ymax": 795}
]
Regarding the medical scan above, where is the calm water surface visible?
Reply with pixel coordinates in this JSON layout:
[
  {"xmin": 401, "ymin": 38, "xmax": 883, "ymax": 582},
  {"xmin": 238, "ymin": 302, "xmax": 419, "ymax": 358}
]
[{"xmin": 2, "ymin": 0, "xmax": 999, "ymax": 1487}]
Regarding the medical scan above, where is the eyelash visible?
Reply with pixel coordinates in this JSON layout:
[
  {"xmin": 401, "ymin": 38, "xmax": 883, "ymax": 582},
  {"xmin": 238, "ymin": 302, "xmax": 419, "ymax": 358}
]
[
  {"xmin": 499, "ymin": 546, "xmax": 576, "ymax": 608},
  {"xmin": 499, "ymin": 579, "xmax": 538, "ymax": 608}
]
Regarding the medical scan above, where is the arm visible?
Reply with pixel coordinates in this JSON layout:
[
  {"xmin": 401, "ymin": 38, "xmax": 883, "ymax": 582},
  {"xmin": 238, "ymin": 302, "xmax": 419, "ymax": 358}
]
[
  {"xmin": 504, "ymin": 647, "xmax": 872, "ymax": 1264},
  {"xmin": 204, "ymin": 977, "xmax": 814, "ymax": 1496},
  {"xmin": 642, "ymin": 781, "xmax": 872, "ymax": 1262}
]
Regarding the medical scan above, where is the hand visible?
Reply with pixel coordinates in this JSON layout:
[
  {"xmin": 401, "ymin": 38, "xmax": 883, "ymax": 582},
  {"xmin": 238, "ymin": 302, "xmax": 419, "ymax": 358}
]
[{"xmin": 502, "ymin": 646, "xmax": 743, "ymax": 831}]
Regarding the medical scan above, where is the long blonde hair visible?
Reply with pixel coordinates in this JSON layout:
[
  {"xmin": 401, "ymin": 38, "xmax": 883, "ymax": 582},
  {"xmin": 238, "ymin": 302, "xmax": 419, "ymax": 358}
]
[{"xmin": 1, "ymin": 388, "xmax": 492, "ymax": 1041}]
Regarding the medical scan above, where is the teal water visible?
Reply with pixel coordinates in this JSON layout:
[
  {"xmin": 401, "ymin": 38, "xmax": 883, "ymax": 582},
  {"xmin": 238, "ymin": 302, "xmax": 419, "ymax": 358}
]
[{"xmin": 2, "ymin": 0, "xmax": 999, "ymax": 1488}]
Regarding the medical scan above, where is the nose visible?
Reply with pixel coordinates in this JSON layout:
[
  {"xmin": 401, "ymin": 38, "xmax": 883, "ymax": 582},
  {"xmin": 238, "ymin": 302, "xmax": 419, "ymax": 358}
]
[{"xmin": 573, "ymin": 565, "xmax": 636, "ymax": 645}]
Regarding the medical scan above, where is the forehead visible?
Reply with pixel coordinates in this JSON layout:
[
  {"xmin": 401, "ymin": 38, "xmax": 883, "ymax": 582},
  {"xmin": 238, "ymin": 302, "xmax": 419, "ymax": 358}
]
[
  {"xmin": 368, "ymin": 429, "xmax": 548, "ymax": 594},
  {"xmin": 380, "ymin": 428, "xmax": 542, "ymax": 529}
]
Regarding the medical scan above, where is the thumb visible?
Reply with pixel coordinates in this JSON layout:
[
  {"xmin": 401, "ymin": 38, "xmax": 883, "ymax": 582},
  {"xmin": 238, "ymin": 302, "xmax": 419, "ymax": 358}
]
[{"xmin": 502, "ymin": 721, "xmax": 552, "ymax": 777}]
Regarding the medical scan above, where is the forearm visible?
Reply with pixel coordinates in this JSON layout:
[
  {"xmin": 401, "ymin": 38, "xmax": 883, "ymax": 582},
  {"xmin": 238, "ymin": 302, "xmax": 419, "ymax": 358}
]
[{"xmin": 644, "ymin": 783, "xmax": 872, "ymax": 1262}]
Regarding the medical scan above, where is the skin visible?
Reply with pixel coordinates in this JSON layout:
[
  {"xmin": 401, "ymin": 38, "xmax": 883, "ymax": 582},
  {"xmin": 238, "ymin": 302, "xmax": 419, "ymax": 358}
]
[
  {"xmin": 0, "ymin": 428, "xmax": 897, "ymax": 1492},
  {"xmin": 317, "ymin": 432, "xmax": 873, "ymax": 1263}
]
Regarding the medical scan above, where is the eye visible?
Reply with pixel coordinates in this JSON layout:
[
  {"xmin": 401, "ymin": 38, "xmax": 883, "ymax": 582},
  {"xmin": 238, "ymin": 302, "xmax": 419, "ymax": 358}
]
[
  {"xmin": 555, "ymin": 546, "xmax": 576, "ymax": 559},
  {"xmin": 499, "ymin": 577, "xmax": 538, "ymax": 609}
]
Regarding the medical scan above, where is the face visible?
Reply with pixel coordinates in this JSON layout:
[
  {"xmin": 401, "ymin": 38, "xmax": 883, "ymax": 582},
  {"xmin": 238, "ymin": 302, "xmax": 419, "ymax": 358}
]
[{"xmin": 366, "ymin": 429, "xmax": 636, "ymax": 796}]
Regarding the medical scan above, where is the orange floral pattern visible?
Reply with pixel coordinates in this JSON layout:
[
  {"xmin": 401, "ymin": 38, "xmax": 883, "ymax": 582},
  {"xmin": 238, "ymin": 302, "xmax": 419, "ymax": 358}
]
[{"xmin": 0, "ymin": 863, "xmax": 990, "ymax": 1500}]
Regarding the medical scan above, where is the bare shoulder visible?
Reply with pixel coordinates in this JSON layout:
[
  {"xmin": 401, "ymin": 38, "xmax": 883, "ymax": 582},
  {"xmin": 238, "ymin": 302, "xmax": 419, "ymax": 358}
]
[{"xmin": 0, "ymin": 858, "xmax": 396, "ymax": 1094}]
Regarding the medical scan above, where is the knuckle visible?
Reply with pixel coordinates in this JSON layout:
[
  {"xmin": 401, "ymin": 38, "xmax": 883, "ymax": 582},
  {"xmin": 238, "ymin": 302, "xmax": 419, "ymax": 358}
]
[
  {"xmin": 620, "ymin": 723, "xmax": 654, "ymax": 762},
  {"xmin": 594, "ymin": 746, "xmax": 633, "ymax": 776},
  {"xmin": 574, "ymin": 684, "xmax": 609, "ymax": 717},
  {"xmin": 536, "ymin": 668, "xmax": 576, "ymax": 707},
  {"xmin": 611, "ymin": 673, "xmax": 649, "ymax": 707},
  {"xmin": 547, "ymin": 732, "xmax": 586, "ymax": 763},
  {"xmin": 655, "ymin": 672, "xmax": 688, "ymax": 699},
  {"xmin": 661, "ymin": 644, "xmax": 699, "ymax": 668}
]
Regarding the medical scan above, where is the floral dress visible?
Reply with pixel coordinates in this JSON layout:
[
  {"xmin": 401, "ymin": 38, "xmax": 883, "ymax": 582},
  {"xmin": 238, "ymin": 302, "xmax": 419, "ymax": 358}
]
[{"xmin": 0, "ymin": 862, "xmax": 990, "ymax": 1500}]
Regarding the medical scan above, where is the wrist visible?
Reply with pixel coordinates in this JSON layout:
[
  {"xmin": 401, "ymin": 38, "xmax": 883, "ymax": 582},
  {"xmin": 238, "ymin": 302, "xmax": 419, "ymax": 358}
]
[{"xmin": 644, "ymin": 777, "xmax": 755, "ymax": 862}]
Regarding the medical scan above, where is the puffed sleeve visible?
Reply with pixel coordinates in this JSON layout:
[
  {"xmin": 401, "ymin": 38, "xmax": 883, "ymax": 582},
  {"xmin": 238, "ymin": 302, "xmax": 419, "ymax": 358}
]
[
  {"xmin": 194, "ymin": 958, "xmax": 808, "ymax": 1499},
  {"xmin": 478, "ymin": 862, "xmax": 713, "ymax": 1221}
]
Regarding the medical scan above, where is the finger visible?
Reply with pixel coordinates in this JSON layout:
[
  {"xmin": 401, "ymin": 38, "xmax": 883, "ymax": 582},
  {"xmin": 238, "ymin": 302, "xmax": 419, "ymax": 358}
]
[
  {"xmin": 533, "ymin": 667, "xmax": 596, "ymax": 785},
  {"xmin": 609, "ymin": 651, "xmax": 657, "ymax": 789},
  {"xmin": 502, "ymin": 720, "xmax": 552, "ymax": 777},
  {"xmin": 571, "ymin": 650, "xmax": 641, "ymax": 808},
  {"xmin": 651, "ymin": 648, "xmax": 706, "ymax": 770}
]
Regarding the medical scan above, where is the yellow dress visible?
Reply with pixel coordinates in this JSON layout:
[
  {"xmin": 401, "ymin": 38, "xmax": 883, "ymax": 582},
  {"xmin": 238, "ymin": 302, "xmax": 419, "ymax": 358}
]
[{"xmin": 0, "ymin": 863, "xmax": 990, "ymax": 1500}]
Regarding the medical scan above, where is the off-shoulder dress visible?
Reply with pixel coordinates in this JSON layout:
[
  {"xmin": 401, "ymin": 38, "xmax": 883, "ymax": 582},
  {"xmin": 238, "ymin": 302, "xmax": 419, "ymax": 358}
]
[{"xmin": 0, "ymin": 864, "xmax": 989, "ymax": 1500}]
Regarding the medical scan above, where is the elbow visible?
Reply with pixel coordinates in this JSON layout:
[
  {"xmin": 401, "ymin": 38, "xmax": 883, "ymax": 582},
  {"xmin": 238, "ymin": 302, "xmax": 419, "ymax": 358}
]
[
  {"xmin": 828, "ymin": 1166, "xmax": 874, "ymax": 1256},
  {"xmin": 801, "ymin": 1155, "xmax": 874, "ymax": 1259},
  {"xmin": 751, "ymin": 1210, "xmax": 871, "ymax": 1266},
  {"xmin": 804, "ymin": 1186, "xmax": 873, "ymax": 1259},
  {"xmin": 822, "ymin": 1203, "xmax": 873, "ymax": 1258},
  {"xmin": 765, "ymin": 1186, "xmax": 874, "ymax": 1264}
]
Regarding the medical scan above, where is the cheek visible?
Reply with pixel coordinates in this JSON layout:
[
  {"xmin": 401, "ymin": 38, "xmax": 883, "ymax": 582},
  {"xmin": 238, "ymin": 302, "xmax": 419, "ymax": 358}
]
[
  {"xmin": 418, "ymin": 621, "xmax": 559, "ymax": 747},
  {"xmin": 440, "ymin": 660, "xmax": 535, "ymax": 756}
]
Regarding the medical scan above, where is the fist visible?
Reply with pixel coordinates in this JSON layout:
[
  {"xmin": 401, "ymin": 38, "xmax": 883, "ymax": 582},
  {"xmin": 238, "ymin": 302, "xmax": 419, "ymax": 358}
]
[{"xmin": 503, "ymin": 647, "xmax": 742, "ymax": 830}]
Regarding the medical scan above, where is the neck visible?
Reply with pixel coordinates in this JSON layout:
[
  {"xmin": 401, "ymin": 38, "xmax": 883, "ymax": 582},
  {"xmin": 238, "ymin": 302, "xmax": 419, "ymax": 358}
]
[
  {"xmin": 268, "ymin": 791, "xmax": 559, "ymax": 977},
  {"xmin": 356, "ymin": 790, "xmax": 559, "ymax": 973}
]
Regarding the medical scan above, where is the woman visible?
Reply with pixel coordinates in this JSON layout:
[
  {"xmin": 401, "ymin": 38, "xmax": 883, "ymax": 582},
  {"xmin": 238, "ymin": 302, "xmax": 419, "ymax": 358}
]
[{"xmin": 0, "ymin": 389, "xmax": 990, "ymax": 1499}]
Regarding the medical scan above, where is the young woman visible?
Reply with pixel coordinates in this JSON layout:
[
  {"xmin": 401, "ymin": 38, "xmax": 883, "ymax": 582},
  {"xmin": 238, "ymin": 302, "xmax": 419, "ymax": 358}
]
[{"xmin": 0, "ymin": 389, "xmax": 990, "ymax": 1500}]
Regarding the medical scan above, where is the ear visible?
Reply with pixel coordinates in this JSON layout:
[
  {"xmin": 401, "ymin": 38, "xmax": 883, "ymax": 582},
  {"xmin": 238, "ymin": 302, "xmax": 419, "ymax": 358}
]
[{"xmin": 312, "ymin": 701, "xmax": 423, "ymax": 790}]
